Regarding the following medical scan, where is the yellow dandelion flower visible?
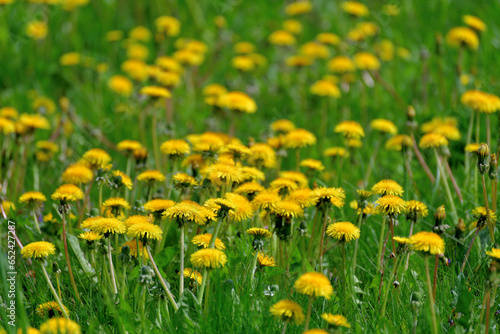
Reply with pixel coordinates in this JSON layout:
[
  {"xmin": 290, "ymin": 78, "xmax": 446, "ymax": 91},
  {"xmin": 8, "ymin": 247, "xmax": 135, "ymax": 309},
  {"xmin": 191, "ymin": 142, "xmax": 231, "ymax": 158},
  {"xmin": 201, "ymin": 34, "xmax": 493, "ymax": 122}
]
[
  {"xmin": 0, "ymin": 117, "xmax": 15, "ymax": 134},
  {"xmin": 310, "ymin": 80, "xmax": 340, "ymax": 97},
  {"xmin": 301, "ymin": 42, "xmax": 330, "ymax": 59},
  {"xmin": 190, "ymin": 248, "xmax": 227, "ymax": 268},
  {"xmin": 317, "ymin": 32, "xmax": 340, "ymax": 45},
  {"xmin": 247, "ymin": 227, "xmax": 272, "ymax": 239},
  {"xmin": 446, "ymin": 27, "xmax": 479, "ymax": 50},
  {"xmin": 90, "ymin": 217, "xmax": 126, "ymax": 235},
  {"xmin": 140, "ymin": 86, "xmax": 171, "ymax": 99},
  {"xmin": 80, "ymin": 216, "xmax": 102, "ymax": 229},
  {"xmin": 472, "ymin": 207, "xmax": 497, "ymax": 222},
  {"xmin": 385, "ymin": 135, "xmax": 412, "ymax": 151},
  {"xmin": 39, "ymin": 318, "xmax": 80, "ymax": 334},
  {"xmin": 155, "ymin": 16, "xmax": 181, "ymax": 36},
  {"xmin": 21, "ymin": 241, "xmax": 55, "ymax": 259},
  {"xmin": 235, "ymin": 182, "xmax": 264, "ymax": 197},
  {"xmin": 321, "ymin": 313, "xmax": 351, "ymax": 328},
  {"xmin": 324, "ymin": 147, "xmax": 348, "ymax": 157},
  {"xmin": 207, "ymin": 162, "xmax": 244, "ymax": 184},
  {"xmin": 354, "ymin": 52, "xmax": 380, "ymax": 71},
  {"xmin": 393, "ymin": 236, "xmax": 411, "ymax": 245},
  {"xmin": 465, "ymin": 143, "xmax": 480, "ymax": 153},
  {"xmin": 160, "ymin": 139, "xmax": 190, "ymax": 157},
  {"xmin": 36, "ymin": 301, "xmax": 70, "ymax": 318},
  {"xmin": 257, "ymin": 252, "xmax": 277, "ymax": 267},
  {"xmin": 328, "ymin": 56, "xmax": 356, "ymax": 73},
  {"xmin": 370, "ymin": 119, "xmax": 397, "ymax": 135},
  {"xmin": 341, "ymin": 1, "xmax": 369, "ymax": 17},
  {"xmin": 26, "ymin": 20, "xmax": 47, "ymax": 40},
  {"xmin": 269, "ymin": 30, "xmax": 296, "ymax": 46},
  {"xmin": 285, "ymin": 1, "xmax": 312, "ymax": 15},
  {"xmin": 294, "ymin": 272, "xmax": 333, "ymax": 299},
  {"xmin": 371, "ymin": 179, "xmax": 404, "ymax": 196},
  {"xmin": 248, "ymin": 143, "xmax": 276, "ymax": 168},
  {"xmin": 19, "ymin": 191, "xmax": 47, "ymax": 205},
  {"xmin": 311, "ymin": 187, "xmax": 346, "ymax": 208},
  {"xmin": 217, "ymin": 91, "xmax": 257, "ymax": 113},
  {"xmin": 108, "ymin": 76, "xmax": 133, "ymax": 96},
  {"xmin": 163, "ymin": 201, "xmax": 213, "ymax": 226},
  {"xmin": 272, "ymin": 199, "xmax": 303, "ymax": 218},
  {"xmin": 271, "ymin": 177, "xmax": 299, "ymax": 193},
  {"xmin": 283, "ymin": 19, "xmax": 302, "ymax": 34},
  {"xmin": 51, "ymin": 184, "xmax": 84, "ymax": 203},
  {"xmin": 117, "ymin": 140, "xmax": 142, "ymax": 152},
  {"xmin": 376, "ymin": 195, "xmax": 406, "ymax": 216},
  {"xmin": 137, "ymin": 170, "xmax": 166, "ymax": 182},
  {"xmin": 192, "ymin": 233, "xmax": 226, "ymax": 250},
  {"xmin": 124, "ymin": 215, "xmax": 153, "ymax": 228},
  {"xmin": 127, "ymin": 222, "xmax": 163, "ymax": 241},
  {"xmin": 408, "ymin": 231, "xmax": 445, "ymax": 255},
  {"xmin": 271, "ymin": 119, "xmax": 296, "ymax": 133},
  {"xmin": 326, "ymin": 221, "xmax": 360, "ymax": 242},
  {"xmin": 19, "ymin": 113, "xmax": 50, "ymax": 130},
  {"xmin": 62, "ymin": 164, "xmax": 93, "ymax": 185},
  {"xmin": 82, "ymin": 148, "xmax": 111, "ymax": 169},
  {"xmin": 270, "ymin": 300, "xmax": 305, "ymax": 325},
  {"xmin": 300, "ymin": 159, "xmax": 325, "ymax": 171},
  {"xmin": 485, "ymin": 248, "xmax": 500, "ymax": 260},
  {"xmin": 461, "ymin": 90, "xmax": 500, "ymax": 113},
  {"xmin": 102, "ymin": 197, "xmax": 130, "ymax": 212},
  {"xmin": 280, "ymin": 171, "xmax": 308, "ymax": 188},
  {"xmin": 284, "ymin": 128, "xmax": 317, "ymax": 149},
  {"xmin": 286, "ymin": 55, "xmax": 313, "ymax": 67},
  {"xmin": 334, "ymin": 120, "xmax": 365, "ymax": 138},
  {"xmin": 463, "ymin": 15, "xmax": 486, "ymax": 32},
  {"xmin": 405, "ymin": 200, "xmax": 429, "ymax": 221},
  {"xmin": 419, "ymin": 133, "xmax": 448, "ymax": 148},
  {"xmin": 110, "ymin": 170, "xmax": 133, "ymax": 190},
  {"xmin": 232, "ymin": 55, "xmax": 256, "ymax": 72},
  {"xmin": 78, "ymin": 231, "xmax": 103, "ymax": 243},
  {"xmin": 252, "ymin": 190, "xmax": 281, "ymax": 211},
  {"xmin": 183, "ymin": 268, "xmax": 203, "ymax": 285},
  {"xmin": 288, "ymin": 188, "xmax": 316, "ymax": 208}
]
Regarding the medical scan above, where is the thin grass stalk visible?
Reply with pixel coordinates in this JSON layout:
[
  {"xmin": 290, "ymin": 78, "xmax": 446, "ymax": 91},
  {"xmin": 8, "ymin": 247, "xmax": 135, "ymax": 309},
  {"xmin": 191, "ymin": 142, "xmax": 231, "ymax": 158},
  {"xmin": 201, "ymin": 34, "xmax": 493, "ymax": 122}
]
[
  {"xmin": 481, "ymin": 174, "xmax": 494, "ymax": 243},
  {"xmin": 444, "ymin": 159, "xmax": 464, "ymax": 204},
  {"xmin": 318, "ymin": 209, "xmax": 329, "ymax": 270},
  {"xmin": 376, "ymin": 216, "xmax": 387, "ymax": 271},
  {"xmin": 40, "ymin": 264, "xmax": 70, "ymax": 319},
  {"xmin": 460, "ymin": 227, "xmax": 481, "ymax": 273},
  {"xmin": 249, "ymin": 250, "xmax": 259, "ymax": 287}
]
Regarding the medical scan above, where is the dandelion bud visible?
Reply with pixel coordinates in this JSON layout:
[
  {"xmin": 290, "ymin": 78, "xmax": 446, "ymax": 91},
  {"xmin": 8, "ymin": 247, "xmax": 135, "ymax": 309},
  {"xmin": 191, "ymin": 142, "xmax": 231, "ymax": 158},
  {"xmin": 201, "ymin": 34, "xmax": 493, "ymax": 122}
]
[
  {"xmin": 411, "ymin": 292, "xmax": 422, "ymax": 312},
  {"xmin": 52, "ymin": 262, "xmax": 61, "ymax": 275},
  {"xmin": 434, "ymin": 205, "xmax": 446, "ymax": 223},
  {"xmin": 406, "ymin": 106, "xmax": 417, "ymax": 131},
  {"xmin": 489, "ymin": 154, "xmax": 498, "ymax": 180},
  {"xmin": 477, "ymin": 143, "xmax": 490, "ymax": 174},
  {"xmin": 454, "ymin": 218, "xmax": 465, "ymax": 239},
  {"xmin": 139, "ymin": 265, "xmax": 154, "ymax": 285}
]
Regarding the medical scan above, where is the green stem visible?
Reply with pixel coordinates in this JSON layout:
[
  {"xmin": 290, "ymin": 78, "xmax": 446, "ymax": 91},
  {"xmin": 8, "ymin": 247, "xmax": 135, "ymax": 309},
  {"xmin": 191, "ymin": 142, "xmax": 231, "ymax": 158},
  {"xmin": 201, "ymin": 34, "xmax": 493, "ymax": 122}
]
[
  {"xmin": 304, "ymin": 296, "xmax": 313, "ymax": 331},
  {"xmin": 40, "ymin": 264, "xmax": 70, "ymax": 319},
  {"xmin": 481, "ymin": 174, "xmax": 494, "ymax": 243},
  {"xmin": 352, "ymin": 213, "xmax": 363, "ymax": 276},
  {"xmin": 249, "ymin": 250, "xmax": 259, "ymax": 287},
  {"xmin": 146, "ymin": 246, "xmax": 178, "ymax": 311},
  {"xmin": 179, "ymin": 225, "xmax": 185, "ymax": 297},
  {"xmin": 62, "ymin": 213, "xmax": 81, "ymax": 302},
  {"xmin": 377, "ymin": 216, "xmax": 387, "ymax": 271},
  {"xmin": 208, "ymin": 218, "xmax": 224, "ymax": 248},
  {"xmin": 381, "ymin": 255, "xmax": 401, "ymax": 317},
  {"xmin": 107, "ymin": 238, "xmax": 118, "ymax": 294},
  {"xmin": 32, "ymin": 210, "xmax": 41, "ymax": 233},
  {"xmin": 425, "ymin": 256, "xmax": 438, "ymax": 334},
  {"xmin": 434, "ymin": 149, "xmax": 457, "ymax": 220},
  {"xmin": 197, "ymin": 268, "xmax": 209, "ymax": 304}
]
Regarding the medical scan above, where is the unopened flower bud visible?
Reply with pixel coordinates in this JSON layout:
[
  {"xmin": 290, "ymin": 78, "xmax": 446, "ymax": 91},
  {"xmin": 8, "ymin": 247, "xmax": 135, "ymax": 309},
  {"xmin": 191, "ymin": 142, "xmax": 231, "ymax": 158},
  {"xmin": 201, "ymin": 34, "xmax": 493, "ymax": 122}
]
[
  {"xmin": 489, "ymin": 154, "xmax": 498, "ymax": 180},
  {"xmin": 477, "ymin": 143, "xmax": 490, "ymax": 174}
]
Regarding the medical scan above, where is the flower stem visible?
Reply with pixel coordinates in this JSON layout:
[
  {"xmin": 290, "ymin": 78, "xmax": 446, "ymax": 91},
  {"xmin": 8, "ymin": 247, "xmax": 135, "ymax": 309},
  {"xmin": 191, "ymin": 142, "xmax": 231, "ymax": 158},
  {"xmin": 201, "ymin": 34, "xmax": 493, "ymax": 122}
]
[
  {"xmin": 482, "ymin": 174, "xmax": 495, "ymax": 243},
  {"xmin": 425, "ymin": 255, "xmax": 438, "ymax": 334},
  {"xmin": 179, "ymin": 225, "xmax": 185, "ymax": 297},
  {"xmin": 146, "ymin": 246, "xmax": 178, "ymax": 311},
  {"xmin": 197, "ymin": 268, "xmax": 209, "ymax": 304},
  {"xmin": 434, "ymin": 149, "xmax": 457, "ymax": 220},
  {"xmin": 304, "ymin": 296, "xmax": 313, "ymax": 331},
  {"xmin": 318, "ymin": 209, "xmax": 329, "ymax": 271},
  {"xmin": 381, "ymin": 255, "xmax": 401, "ymax": 317},
  {"xmin": 432, "ymin": 254, "xmax": 438, "ymax": 299},
  {"xmin": 249, "ymin": 250, "xmax": 259, "ymax": 287},
  {"xmin": 31, "ymin": 210, "xmax": 41, "ymax": 234},
  {"xmin": 411, "ymin": 132, "xmax": 435, "ymax": 183},
  {"xmin": 40, "ymin": 264, "xmax": 70, "ymax": 319},
  {"xmin": 341, "ymin": 243, "xmax": 347, "ymax": 306},
  {"xmin": 107, "ymin": 238, "xmax": 118, "ymax": 295},
  {"xmin": 376, "ymin": 216, "xmax": 387, "ymax": 271},
  {"xmin": 352, "ymin": 213, "xmax": 364, "ymax": 276},
  {"xmin": 62, "ymin": 213, "xmax": 81, "ymax": 302},
  {"xmin": 208, "ymin": 218, "xmax": 224, "ymax": 249}
]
